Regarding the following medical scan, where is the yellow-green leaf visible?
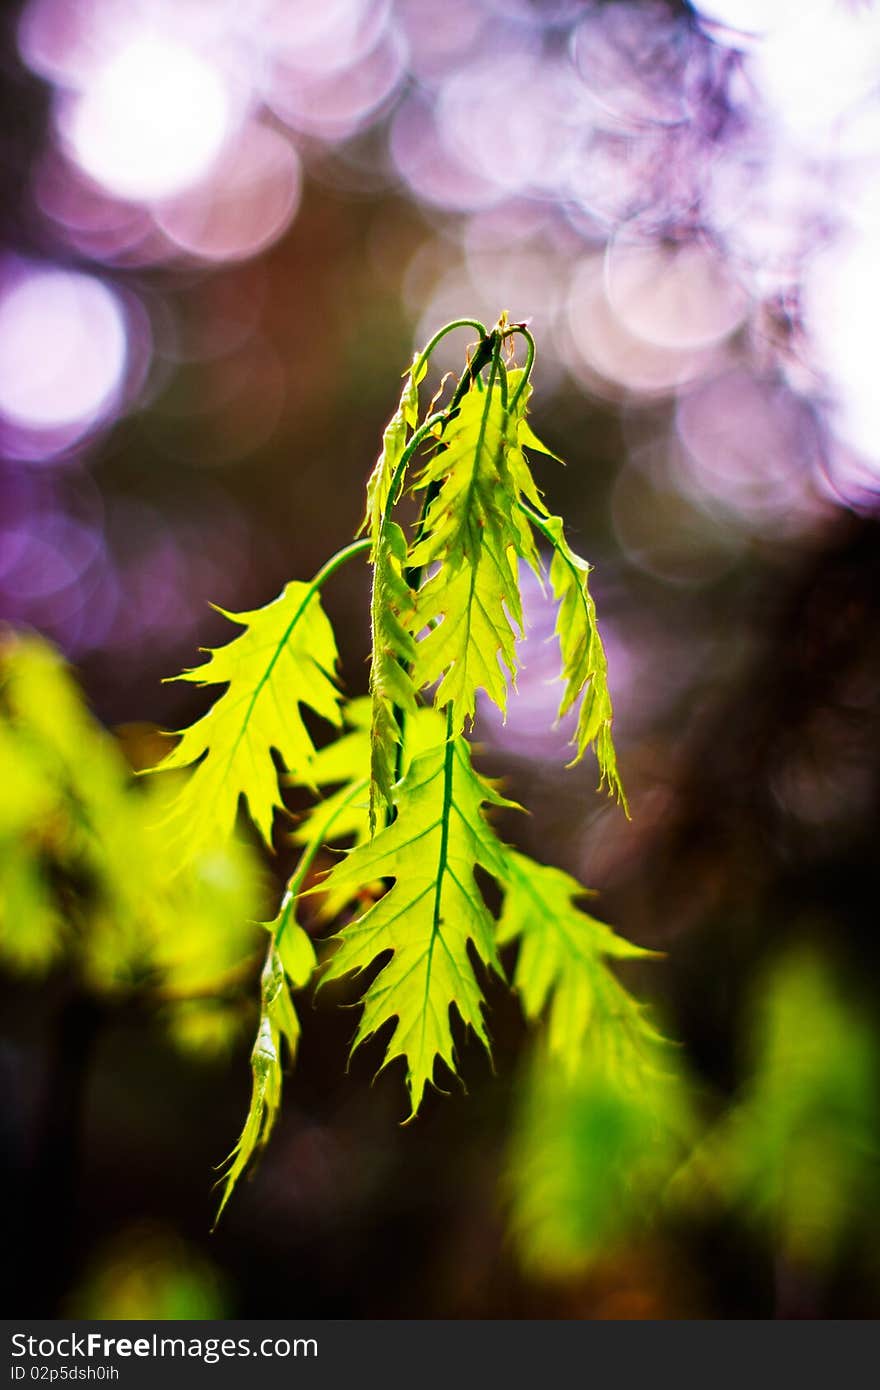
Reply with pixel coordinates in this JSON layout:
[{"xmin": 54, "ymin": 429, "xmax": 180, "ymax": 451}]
[
  {"xmin": 506, "ymin": 367, "xmax": 563, "ymax": 469},
  {"xmin": 408, "ymin": 380, "xmax": 538, "ymax": 731},
  {"xmin": 293, "ymin": 697, "xmax": 445, "ymax": 919},
  {"xmin": 153, "ymin": 579, "xmax": 343, "ymax": 852},
  {"xmin": 368, "ymin": 520, "xmax": 418, "ymax": 831},
  {"xmin": 543, "ymin": 515, "xmax": 628, "ymax": 812},
  {"xmin": 498, "ymin": 850, "xmax": 659, "ymax": 1078},
  {"xmin": 214, "ymin": 897, "xmax": 316, "ymax": 1222},
  {"xmin": 317, "ymin": 737, "xmax": 516, "ymax": 1116},
  {"xmin": 362, "ymin": 352, "xmax": 425, "ymax": 551}
]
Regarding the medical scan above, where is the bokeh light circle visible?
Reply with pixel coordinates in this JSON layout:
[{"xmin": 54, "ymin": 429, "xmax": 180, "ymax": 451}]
[
  {"xmin": 154, "ymin": 123, "xmax": 302, "ymax": 264},
  {"xmin": 0, "ymin": 264, "xmax": 127, "ymax": 442},
  {"xmin": 61, "ymin": 35, "xmax": 232, "ymax": 202},
  {"xmin": 604, "ymin": 232, "xmax": 748, "ymax": 351}
]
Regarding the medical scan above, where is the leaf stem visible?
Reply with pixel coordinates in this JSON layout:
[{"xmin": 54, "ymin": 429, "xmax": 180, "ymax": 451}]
[
  {"xmin": 516, "ymin": 496, "xmax": 554, "ymax": 540},
  {"xmin": 311, "ymin": 536, "xmax": 373, "ymax": 589},
  {"xmin": 516, "ymin": 496, "xmax": 589, "ymax": 597},
  {"xmin": 508, "ymin": 327, "xmax": 536, "ymax": 411},
  {"xmin": 412, "ymin": 318, "xmax": 488, "ymax": 381},
  {"xmin": 275, "ymin": 776, "xmax": 369, "ymax": 948},
  {"xmin": 405, "ymin": 330, "xmax": 500, "ymax": 560}
]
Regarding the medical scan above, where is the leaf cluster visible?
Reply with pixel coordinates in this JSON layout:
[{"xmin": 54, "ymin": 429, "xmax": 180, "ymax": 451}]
[{"xmin": 141, "ymin": 317, "xmax": 650, "ymax": 1215}]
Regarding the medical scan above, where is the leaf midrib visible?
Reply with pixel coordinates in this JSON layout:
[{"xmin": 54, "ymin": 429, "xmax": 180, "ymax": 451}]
[
  {"xmin": 221, "ymin": 581, "xmax": 324, "ymax": 792},
  {"xmin": 420, "ymin": 733, "xmax": 456, "ymax": 1062}
]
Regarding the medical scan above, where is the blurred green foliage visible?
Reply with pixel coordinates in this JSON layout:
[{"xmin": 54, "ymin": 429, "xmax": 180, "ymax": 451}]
[
  {"xmin": 0, "ymin": 630, "xmax": 266, "ymax": 1056},
  {"xmin": 507, "ymin": 946, "xmax": 880, "ymax": 1291},
  {"xmin": 65, "ymin": 1223, "xmax": 227, "ymax": 1320},
  {"xmin": 681, "ymin": 950, "xmax": 880, "ymax": 1270},
  {"xmin": 507, "ymin": 1024, "xmax": 694, "ymax": 1276}
]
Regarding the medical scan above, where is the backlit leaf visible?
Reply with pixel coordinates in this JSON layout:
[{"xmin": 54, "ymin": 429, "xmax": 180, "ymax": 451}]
[
  {"xmin": 542, "ymin": 515, "xmax": 628, "ymax": 811},
  {"xmin": 368, "ymin": 520, "xmax": 418, "ymax": 831},
  {"xmin": 292, "ymin": 697, "xmax": 446, "ymax": 920},
  {"xmin": 407, "ymin": 377, "xmax": 541, "ymax": 731},
  {"xmin": 153, "ymin": 579, "xmax": 343, "ymax": 851},
  {"xmin": 498, "ymin": 850, "xmax": 660, "ymax": 1078},
  {"xmin": 317, "ymin": 736, "xmax": 516, "ymax": 1116},
  {"xmin": 361, "ymin": 352, "xmax": 426, "ymax": 552},
  {"xmin": 214, "ymin": 893, "xmax": 316, "ymax": 1223}
]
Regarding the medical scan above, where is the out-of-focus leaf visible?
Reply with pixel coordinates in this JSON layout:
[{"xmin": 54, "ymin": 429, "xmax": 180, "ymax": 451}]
[
  {"xmin": 508, "ymin": 1044, "xmax": 694, "ymax": 1277},
  {"xmin": 679, "ymin": 950, "xmax": 880, "ymax": 1268},
  {"xmin": 0, "ymin": 633, "xmax": 265, "ymax": 1058},
  {"xmin": 65, "ymin": 1224, "xmax": 227, "ymax": 1320},
  {"xmin": 0, "ymin": 723, "xmax": 56, "ymax": 839},
  {"xmin": 0, "ymin": 846, "xmax": 62, "ymax": 974}
]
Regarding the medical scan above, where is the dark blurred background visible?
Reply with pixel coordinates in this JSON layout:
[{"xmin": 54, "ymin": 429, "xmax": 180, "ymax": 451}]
[{"xmin": 1, "ymin": 0, "xmax": 879, "ymax": 1319}]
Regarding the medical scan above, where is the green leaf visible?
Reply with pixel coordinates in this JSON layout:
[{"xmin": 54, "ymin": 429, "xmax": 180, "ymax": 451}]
[
  {"xmin": 368, "ymin": 520, "xmax": 418, "ymax": 831},
  {"xmin": 518, "ymin": 417, "xmax": 563, "ymax": 462},
  {"xmin": 506, "ymin": 367, "xmax": 563, "ymax": 468},
  {"xmin": 270, "ymin": 888, "xmax": 319, "ymax": 989},
  {"xmin": 0, "ymin": 847, "xmax": 62, "ymax": 974},
  {"xmin": 153, "ymin": 579, "xmax": 343, "ymax": 851},
  {"xmin": 500, "ymin": 853, "xmax": 690, "ymax": 1279},
  {"xmin": 508, "ymin": 1043, "xmax": 694, "ymax": 1276},
  {"xmin": 144, "ymin": 813, "xmax": 264, "ymax": 1001},
  {"xmin": 0, "ymin": 634, "xmax": 267, "ymax": 1050},
  {"xmin": 361, "ymin": 352, "xmax": 425, "ymax": 552},
  {"xmin": 214, "ymin": 896, "xmax": 316, "ymax": 1223},
  {"xmin": 542, "ymin": 515, "xmax": 628, "ymax": 812},
  {"xmin": 362, "ymin": 355, "xmax": 427, "ymax": 829},
  {"xmin": 292, "ymin": 697, "xmax": 446, "ymax": 920},
  {"xmin": 407, "ymin": 378, "xmax": 540, "ymax": 732},
  {"xmin": 0, "ymin": 665, "xmax": 66, "ymax": 974},
  {"xmin": 1, "ymin": 632, "xmax": 127, "ymax": 813},
  {"xmin": 300, "ymin": 695, "xmax": 445, "ymax": 792},
  {"xmin": 317, "ymin": 736, "xmax": 516, "ymax": 1116},
  {"xmin": 498, "ymin": 850, "xmax": 660, "ymax": 1078},
  {"xmin": 677, "ymin": 950, "xmax": 880, "ymax": 1268}
]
